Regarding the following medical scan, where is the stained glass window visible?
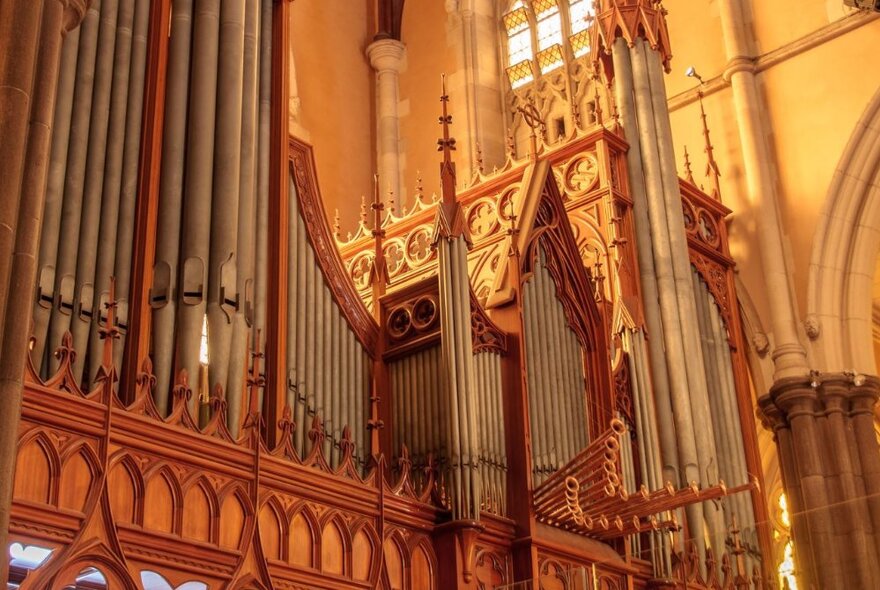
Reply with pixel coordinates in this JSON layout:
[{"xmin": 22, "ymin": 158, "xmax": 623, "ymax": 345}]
[
  {"xmin": 569, "ymin": 0, "xmax": 594, "ymax": 57},
  {"xmin": 502, "ymin": 1, "xmax": 596, "ymax": 87},
  {"xmin": 504, "ymin": 5, "xmax": 533, "ymax": 67},
  {"xmin": 777, "ymin": 494, "xmax": 798, "ymax": 589},
  {"xmin": 534, "ymin": 0, "xmax": 563, "ymax": 50}
]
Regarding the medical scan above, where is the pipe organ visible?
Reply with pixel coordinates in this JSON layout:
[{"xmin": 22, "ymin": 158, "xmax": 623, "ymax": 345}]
[{"xmin": 8, "ymin": 1, "xmax": 773, "ymax": 588}]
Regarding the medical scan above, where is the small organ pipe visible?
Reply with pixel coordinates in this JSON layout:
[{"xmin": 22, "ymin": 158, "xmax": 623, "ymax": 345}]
[
  {"xmin": 33, "ymin": 27, "xmax": 80, "ymax": 373},
  {"xmin": 70, "ymin": 0, "xmax": 120, "ymax": 383},
  {"xmin": 539, "ymin": 261, "xmax": 565, "ymax": 468},
  {"xmin": 523, "ymin": 279, "xmax": 545, "ymax": 479},
  {"xmin": 294, "ymin": 211, "xmax": 307, "ymax": 454},
  {"xmin": 88, "ymin": 0, "xmax": 135, "ymax": 383},
  {"xmin": 113, "ymin": 0, "xmax": 151, "ymax": 372},
  {"xmin": 46, "ymin": 2, "xmax": 101, "ymax": 376},
  {"xmin": 285, "ymin": 176, "xmax": 299, "ymax": 441},
  {"xmin": 152, "ymin": 0, "xmax": 193, "ymax": 411}
]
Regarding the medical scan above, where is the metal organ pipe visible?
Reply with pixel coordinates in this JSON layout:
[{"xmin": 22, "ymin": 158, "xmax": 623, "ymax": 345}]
[
  {"xmin": 179, "ymin": 0, "xmax": 221, "ymax": 415},
  {"xmin": 70, "ymin": 0, "xmax": 120, "ymax": 383},
  {"xmin": 32, "ymin": 27, "xmax": 80, "ymax": 373},
  {"xmin": 206, "ymin": 0, "xmax": 246, "ymax": 405},
  {"xmin": 152, "ymin": 0, "xmax": 194, "ymax": 412},
  {"xmin": 523, "ymin": 247, "xmax": 589, "ymax": 486},
  {"xmin": 254, "ymin": 0, "xmax": 272, "ymax": 343},
  {"xmin": 112, "ymin": 0, "xmax": 151, "ymax": 372},
  {"xmin": 610, "ymin": 37, "xmax": 680, "ymax": 489},
  {"xmin": 88, "ymin": 0, "xmax": 136, "ymax": 384},
  {"xmin": 46, "ymin": 2, "xmax": 101, "ymax": 376},
  {"xmin": 283, "ymin": 175, "xmax": 370, "ymax": 468},
  {"xmin": 692, "ymin": 270, "xmax": 757, "ymax": 550},
  {"xmin": 227, "ymin": 0, "xmax": 260, "ymax": 433}
]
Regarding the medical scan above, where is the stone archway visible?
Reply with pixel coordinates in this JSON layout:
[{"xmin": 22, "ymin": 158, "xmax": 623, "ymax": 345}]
[{"xmin": 807, "ymin": 88, "xmax": 880, "ymax": 374}]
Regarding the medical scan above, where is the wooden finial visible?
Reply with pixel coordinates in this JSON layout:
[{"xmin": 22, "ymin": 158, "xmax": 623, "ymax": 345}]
[
  {"xmin": 432, "ymin": 74, "xmax": 470, "ymax": 244},
  {"xmin": 387, "ymin": 182, "xmax": 396, "ymax": 216},
  {"xmin": 437, "ymin": 73, "xmax": 458, "ymax": 207},
  {"xmin": 698, "ymin": 90, "xmax": 722, "ymax": 199},
  {"xmin": 506, "ymin": 128, "xmax": 516, "ymax": 161},
  {"xmin": 415, "ymin": 170, "xmax": 424, "ymax": 201},
  {"xmin": 245, "ymin": 329, "xmax": 266, "ymax": 425},
  {"xmin": 359, "ymin": 195, "xmax": 368, "ymax": 229},
  {"xmin": 98, "ymin": 277, "xmax": 120, "ymax": 369},
  {"xmin": 333, "ymin": 209, "xmax": 341, "ymax": 239},
  {"xmin": 474, "ymin": 142, "xmax": 484, "ymax": 175},
  {"xmin": 370, "ymin": 174, "xmax": 388, "ymax": 294},
  {"xmin": 683, "ymin": 145, "xmax": 695, "ymax": 183}
]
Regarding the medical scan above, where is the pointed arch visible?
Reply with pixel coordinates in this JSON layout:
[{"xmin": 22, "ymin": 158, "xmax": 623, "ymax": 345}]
[
  {"xmin": 217, "ymin": 484, "xmax": 252, "ymax": 549},
  {"xmin": 409, "ymin": 536, "xmax": 437, "ymax": 590},
  {"xmin": 143, "ymin": 464, "xmax": 182, "ymax": 535},
  {"xmin": 58, "ymin": 441, "xmax": 101, "ymax": 513},
  {"xmin": 350, "ymin": 520, "xmax": 381, "ymax": 582},
  {"xmin": 107, "ymin": 453, "xmax": 144, "ymax": 525},
  {"xmin": 14, "ymin": 430, "xmax": 59, "ymax": 505},
  {"xmin": 319, "ymin": 511, "xmax": 351, "ymax": 576},
  {"xmin": 288, "ymin": 502, "xmax": 319, "ymax": 568},
  {"xmin": 382, "ymin": 531, "xmax": 408, "ymax": 590},
  {"xmin": 258, "ymin": 495, "xmax": 287, "ymax": 561},
  {"xmin": 181, "ymin": 476, "xmax": 218, "ymax": 543},
  {"xmin": 808, "ymin": 88, "xmax": 880, "ymax": 374}
]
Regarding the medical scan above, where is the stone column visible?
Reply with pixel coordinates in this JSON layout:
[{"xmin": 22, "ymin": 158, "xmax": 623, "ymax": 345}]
[
  {"xmin": 366, "ymin": 38, "xmax": 405, "ymax": 207},
  {"xmin": 760, "ymin": 374, "xmax": 880, "ymax": 588},
  {"xmin": 717, "ymin": 0, "xmax": 808, "ymax": 381},
  {"xmin": 445, "ymin": 0, "xmax": 506, "ymax": 179},
  {"xmin": 0, "ymin": 0, "xmax": 90, "ymax": 581}
]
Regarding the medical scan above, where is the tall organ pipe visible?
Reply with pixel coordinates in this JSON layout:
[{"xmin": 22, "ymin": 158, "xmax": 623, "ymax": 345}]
[
  {"xmin": 610, "ymin": 37, "xmax": 680, "ymax": 488},
  {"xmin": 152, "ymin": 0, "xmax": 193, "ymax": 412},
  {"xmin": 46, "ymin": 2, "xmax": 101, "ymax": 376},
  {"xmin": 228, "ymin": 0, "xmax": 260, "ymax": 433},
  {"xmin": 69, "ymin": 0, "xmax": 120, "ymax": 382},
  {"xmin": 33, "ymin": 27, "xmax": 81, "ymax": 373},
  {"xmin": 179, "ymin": 0, "xmax": 221, "ymax": 414},
  {"xmin": 207, "ymin": 0, "xmax": 246, "ymax": 404},
  {"xmin": 644, "ymin": 43, "xmax": 723, "ymax": 550},
  {"xmin": 88, "ymin": 0, "xmax": 136, "ymax": 384},
  {"xmin": 113, "ymin": 0, "xmax": 151, "ymax": 372},
  {"xmin": 254, "ymin": 0, "xmax": 272, "ymax": 343},
  {"xmin": 437, "ymin": 236, "xmax": 480, "ymax": 519},
  {"xmin": 629, "ymin": 37, "xmax": 710, "ymax": 551}
]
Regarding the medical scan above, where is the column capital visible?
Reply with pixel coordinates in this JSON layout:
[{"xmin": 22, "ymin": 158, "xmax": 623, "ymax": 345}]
[{"xmin": 366, "ymin": 39, "xmax": 406, "ymax": 73}]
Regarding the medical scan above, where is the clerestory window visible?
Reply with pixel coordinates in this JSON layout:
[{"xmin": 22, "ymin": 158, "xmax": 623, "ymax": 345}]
[{"xmin": 502, "ymin": 0, "xmax": 596, "ymax": 88}]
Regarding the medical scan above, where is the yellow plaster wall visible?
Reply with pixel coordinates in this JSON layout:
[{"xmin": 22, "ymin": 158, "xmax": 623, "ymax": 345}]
[
  {"xmin": 398, "ymin": 1, "xmax": 459, "ymax": 209},
  {"xmin": 291, "ymin": 0, "xmax": 376, "ymax": 234},
  {"xmin": 664, "ymin": 0, "xmax": 880, "ymax": 343}
]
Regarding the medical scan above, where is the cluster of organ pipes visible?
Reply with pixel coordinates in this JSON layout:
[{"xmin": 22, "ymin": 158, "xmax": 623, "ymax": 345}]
[
  {"xmin": 533, "ymin": 418, "xmax": 757, "ymax": 541},
  {"xmin": 32, "ymin": 0, "xmax": 152, "ymax": 385},
  {"xmin": 523, "ymin": 246, "xmax": 589, "ymax": 485},
  {"xmin": 32, "ymin": 0, "xmax": 277, "ymax": 413}
]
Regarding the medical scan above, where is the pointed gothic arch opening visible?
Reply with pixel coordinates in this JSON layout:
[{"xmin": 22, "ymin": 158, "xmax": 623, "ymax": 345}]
[{"xmin": 808, "ymin": 88, "xmax": 880, "ymax": 375}]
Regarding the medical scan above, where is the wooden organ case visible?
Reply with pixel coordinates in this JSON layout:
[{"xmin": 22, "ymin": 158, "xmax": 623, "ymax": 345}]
[{"xmin": 6, "ymin": 3, "xmax": 770, "ymax": 589}]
